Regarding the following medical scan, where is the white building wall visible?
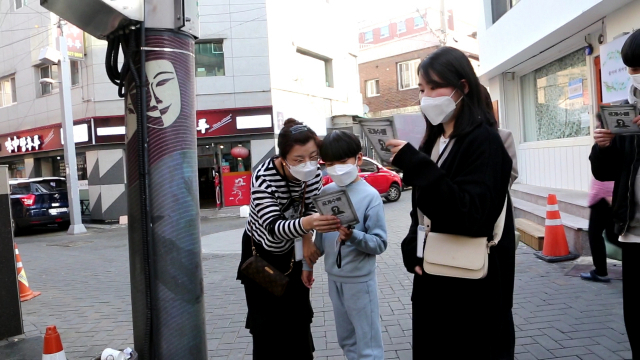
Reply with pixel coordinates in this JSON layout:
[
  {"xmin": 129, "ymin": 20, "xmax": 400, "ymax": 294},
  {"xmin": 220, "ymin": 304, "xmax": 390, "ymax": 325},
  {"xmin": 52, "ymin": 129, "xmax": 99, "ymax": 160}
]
[
  {"xmin": 0, "ymin": 0, "xmax": 363, "ymax": 142},
  {"xmin": 478, "ymin": 0, "xmax": 632, "ymax": 80},
  {"xmin": 197, "ymin": 0, "xmax": 272, "ymax": 111},
  {"xmin": 479, "ymin": 0, "xmax": 640, "ymax": 192},
  {"xmin": 0, "ymin": 2, "xmax": 120, "ymax": 133},
  {"xmin": 266, "ymin": 0, "xmax": 363, "ymax": 137}
]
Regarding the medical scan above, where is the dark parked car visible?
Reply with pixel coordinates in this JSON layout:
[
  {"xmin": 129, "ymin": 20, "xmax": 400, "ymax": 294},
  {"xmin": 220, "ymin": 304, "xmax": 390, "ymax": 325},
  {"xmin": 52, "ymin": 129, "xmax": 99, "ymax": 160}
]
[
  {"xmin": 320, "ymin": 157, "xmax": 403, "ymax": 202},
  {"xmin": 10, "ymin": 177, "xmax": 70, "ymax": 235}
]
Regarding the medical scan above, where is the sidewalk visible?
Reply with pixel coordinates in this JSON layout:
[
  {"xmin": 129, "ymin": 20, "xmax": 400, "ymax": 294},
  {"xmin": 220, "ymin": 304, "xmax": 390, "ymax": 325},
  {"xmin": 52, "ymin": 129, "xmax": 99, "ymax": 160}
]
[{"xmin": 2, "ymin": 194, "xmax": 632, "ymax": 359}]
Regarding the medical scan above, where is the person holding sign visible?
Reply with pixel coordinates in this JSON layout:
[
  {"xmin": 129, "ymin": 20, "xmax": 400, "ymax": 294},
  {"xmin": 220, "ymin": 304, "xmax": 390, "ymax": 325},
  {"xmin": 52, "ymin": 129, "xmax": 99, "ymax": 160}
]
[
  {"xmin": 302, "ymin": 130, "xmax": 388, "ymax": 360},
  {"xmin": 236, "ymin": 119, "xmax": 340, "ymax": 359},
  {"xmin": 590, "ymin": 29, "xmax": 640, "ymax": 358},
  {"xmin": 385, "ymin": 47, "xmax": 515, "ymax": 359}
]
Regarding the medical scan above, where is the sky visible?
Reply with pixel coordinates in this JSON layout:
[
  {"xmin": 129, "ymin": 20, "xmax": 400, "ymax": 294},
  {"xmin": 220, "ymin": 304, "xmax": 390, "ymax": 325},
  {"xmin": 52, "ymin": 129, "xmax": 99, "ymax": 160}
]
[{"xmin": 351, "ymin": 0, "xmax": 482, "ymax": 29}]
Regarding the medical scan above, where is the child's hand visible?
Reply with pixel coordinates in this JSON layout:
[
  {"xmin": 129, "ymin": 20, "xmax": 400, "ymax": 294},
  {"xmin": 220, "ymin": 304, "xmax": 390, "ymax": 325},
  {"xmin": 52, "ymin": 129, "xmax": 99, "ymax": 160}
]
[
  {"xmin": 338, "ymin": 226, "xmax": 353, "ymax": 242},
  {"xmin": 302, "ymin": 270, "xmax": 315, "ymax": 289}
]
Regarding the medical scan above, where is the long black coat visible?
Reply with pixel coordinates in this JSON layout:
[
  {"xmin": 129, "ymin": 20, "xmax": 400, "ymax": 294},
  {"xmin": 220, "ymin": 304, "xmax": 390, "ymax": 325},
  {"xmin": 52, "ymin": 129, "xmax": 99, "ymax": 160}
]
[{"xmin": 392, "ymin": 123, "xmax": 516, "ymax": 359}]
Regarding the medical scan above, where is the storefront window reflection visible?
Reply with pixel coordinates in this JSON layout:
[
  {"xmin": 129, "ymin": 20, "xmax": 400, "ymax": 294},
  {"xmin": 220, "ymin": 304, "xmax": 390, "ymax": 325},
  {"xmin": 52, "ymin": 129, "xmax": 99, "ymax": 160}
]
[
  {"xmin": 51, "ymin": 154, "xmax": 87, "ymax": 180},
  {"xmin": 7, "ymin": 160, "xmax": 26, "ymax": 178},
  {"xmin": 521, "ymin": 49, "xmax": 591, "ymax": 142},
  {"xmin": 197, "ymin": 141, "xmax": 251, "ymax": 208}
]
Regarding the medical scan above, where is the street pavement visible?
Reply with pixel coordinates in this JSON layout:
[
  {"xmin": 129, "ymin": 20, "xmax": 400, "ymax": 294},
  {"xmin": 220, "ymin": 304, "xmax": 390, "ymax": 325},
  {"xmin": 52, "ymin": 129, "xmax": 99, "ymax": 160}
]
[{"xmin": 2, "ymin": 192, "xmax": 633, "ymax": 359}]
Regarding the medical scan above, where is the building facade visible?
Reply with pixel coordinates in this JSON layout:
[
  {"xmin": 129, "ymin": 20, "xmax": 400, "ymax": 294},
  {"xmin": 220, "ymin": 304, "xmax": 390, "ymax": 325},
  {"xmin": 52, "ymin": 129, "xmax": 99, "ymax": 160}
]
[
  {"xmin": 357, "ymin": 4, "xmax": 479, "ymax": 118},
  {"xmin": 0, "ymin": 0, "xmax": 362, "ymax": 220},
  {"xmin": 478, "ymin": 0, "xmax": 640, "ymax": 254}
]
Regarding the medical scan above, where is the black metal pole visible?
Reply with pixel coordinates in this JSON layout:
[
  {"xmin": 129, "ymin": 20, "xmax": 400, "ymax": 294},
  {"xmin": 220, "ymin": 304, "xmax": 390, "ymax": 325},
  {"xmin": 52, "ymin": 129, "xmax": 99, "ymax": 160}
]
[{"xmin": 0, "ymin": 166, "xmax": 22, "ymax": 341}]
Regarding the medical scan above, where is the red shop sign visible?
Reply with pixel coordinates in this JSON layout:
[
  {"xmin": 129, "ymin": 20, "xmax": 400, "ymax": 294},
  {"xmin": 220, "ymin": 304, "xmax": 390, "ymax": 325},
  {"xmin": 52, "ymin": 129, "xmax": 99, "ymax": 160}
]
[
  {"xmin": 222, "ymin": 171, "xmax": 251, "ymax": 206},
  {"xmin": 0, "ymin": 125, "xmax": 62, "ymax": 157},
  {"xmin": 196, "ymin": 106, "xmax": 273, "ymax": 138}
]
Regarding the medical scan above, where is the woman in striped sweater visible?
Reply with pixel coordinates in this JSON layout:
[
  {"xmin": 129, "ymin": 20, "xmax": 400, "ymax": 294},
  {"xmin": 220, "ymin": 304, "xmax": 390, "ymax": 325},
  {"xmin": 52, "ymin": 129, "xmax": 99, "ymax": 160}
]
[{"xmin": 236, "ymin": 119, "xmax": 340, "ymax": 359}]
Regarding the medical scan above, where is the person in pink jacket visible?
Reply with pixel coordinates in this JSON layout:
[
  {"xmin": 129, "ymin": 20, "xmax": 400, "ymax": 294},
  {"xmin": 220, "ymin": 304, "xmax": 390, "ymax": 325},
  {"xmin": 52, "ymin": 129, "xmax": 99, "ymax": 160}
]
[{"xmin": 582, "ymin": 113, "xmax": 618, "ymax": 282}]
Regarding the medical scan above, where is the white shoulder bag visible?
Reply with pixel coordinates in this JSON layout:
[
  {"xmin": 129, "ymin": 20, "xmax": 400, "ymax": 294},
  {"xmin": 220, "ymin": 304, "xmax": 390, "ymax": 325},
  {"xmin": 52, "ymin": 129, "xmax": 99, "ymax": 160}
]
[{"xmin": 418, "ymin": 138, "xmax": 508, "ymax": 280}]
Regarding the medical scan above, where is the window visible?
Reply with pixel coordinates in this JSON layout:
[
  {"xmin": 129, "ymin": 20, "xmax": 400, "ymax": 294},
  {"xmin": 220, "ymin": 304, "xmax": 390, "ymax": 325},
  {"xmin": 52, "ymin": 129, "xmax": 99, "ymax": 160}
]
[
  {"xmin": 491, "ymin": 0, "xmax": 519, "ymax": 24},
  {"xmin": 70, "ymin": 60, "xmax": 80, "ymax": 86},
  {"xmin": 39, "ymin": 64, "xmax": 59, "ymax": 95},
  {"xmin": 414, "ymin": 16, "xmax": 425, "ymax": 28},
  {"xmin": 397, "ymin": 59, "xmax": 421, "ymax": 90},
  {"xmin": 364, "ymin": 31, "xmax": 373, "ymax": 43},
  {"xmin": 397, "ymin": 20, "xmax": 406, "ymax": 34},
  {"xmin": 520, "ymin": 49, "xmax": 591, "ymax": 142},
  {"xmin": 296, "ymin": 49, "xmax": 333, "ymax": 88},
  {"xmin": 1, "ymin": 76, "xmax": 17, "ymax": 107},
  {"xmin": 366, "ymin": 79, "xmax": 379, "ymax": 97},
  {"xmin": 14, "ymin": 0, "xmax": 24, "ymax": 10},
  {"xmin": 360, "ymin": 159, "xmax": 377, "ymax": 173},
  {"xmin": 195, "ymin": 41, "xmax": 225, "ymax": 77},
  {"xmin": 380, "ymin": 25, "xmax": 389, "ymax": 38},
  {"xmin": 31, "ymin": 179, "xmax": 67, "ymax": 193}
]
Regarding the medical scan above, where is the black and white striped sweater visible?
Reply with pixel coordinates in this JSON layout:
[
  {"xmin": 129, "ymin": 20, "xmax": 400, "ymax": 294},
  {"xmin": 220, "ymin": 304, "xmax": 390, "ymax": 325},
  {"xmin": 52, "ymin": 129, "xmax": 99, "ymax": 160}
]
[{"xmin": 246, "ymin": 157, "xmax": 323, "ymax": 253}]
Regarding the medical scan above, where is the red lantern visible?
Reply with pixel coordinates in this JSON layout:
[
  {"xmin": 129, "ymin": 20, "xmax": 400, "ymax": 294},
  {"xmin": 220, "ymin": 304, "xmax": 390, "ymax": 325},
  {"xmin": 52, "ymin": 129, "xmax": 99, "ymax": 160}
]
[{"xmin": 231, "ymin": 146, "xmax": 249, "ymax": 159}]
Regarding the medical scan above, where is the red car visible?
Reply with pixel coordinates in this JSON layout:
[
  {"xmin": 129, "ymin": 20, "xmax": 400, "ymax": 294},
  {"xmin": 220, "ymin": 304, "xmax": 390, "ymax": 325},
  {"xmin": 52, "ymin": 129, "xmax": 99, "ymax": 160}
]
[{"xmin": 320, "ymin": 157, "xmax": 403, "ymax": 202}]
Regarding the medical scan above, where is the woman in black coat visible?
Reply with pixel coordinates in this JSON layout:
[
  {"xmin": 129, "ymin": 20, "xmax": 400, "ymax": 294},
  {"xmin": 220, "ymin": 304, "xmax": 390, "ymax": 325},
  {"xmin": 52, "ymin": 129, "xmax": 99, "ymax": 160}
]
[{"xmin": 387, "ymin": 47, "xmax": 516, "ymax": 359}]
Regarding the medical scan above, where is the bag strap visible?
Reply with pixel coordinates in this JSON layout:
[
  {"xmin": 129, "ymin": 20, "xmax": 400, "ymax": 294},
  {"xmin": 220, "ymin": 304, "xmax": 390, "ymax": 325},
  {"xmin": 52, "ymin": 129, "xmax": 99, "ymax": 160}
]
[
  {"xmin": 417, "ymin": 138, "xmax": 454, "ymax": 226},
  {"xmin": 488, "ymin": 198, "xmax": 508, "ymax": 250},
  {"xmin": 417, "ymin": 138, "xmax": 509, "ymax": 246}
]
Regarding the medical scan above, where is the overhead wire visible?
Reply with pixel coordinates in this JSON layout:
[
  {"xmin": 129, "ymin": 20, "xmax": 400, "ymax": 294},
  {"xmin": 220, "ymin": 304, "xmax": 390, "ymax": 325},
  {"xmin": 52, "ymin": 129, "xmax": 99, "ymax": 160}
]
[
  {"xmin": 201, "ymin": 13, "xmax": 267, "ymax": 31},
  {"xmin": 1, "ymin": 24, "xmax": 52, "ymax": 32},
  {"xmin": 0, "ymin": 28, "xmax": 50, "ymax": 49}
]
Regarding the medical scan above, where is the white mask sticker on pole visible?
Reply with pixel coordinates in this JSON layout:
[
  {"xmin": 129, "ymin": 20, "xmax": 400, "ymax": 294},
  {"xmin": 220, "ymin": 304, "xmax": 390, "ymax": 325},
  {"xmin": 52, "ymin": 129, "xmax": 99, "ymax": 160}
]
[
  {"xmin": 286, "ymin": 161, "xmax": 318, "ymax": 182},
  {"xmin": 420, "ymin": 89, "xmax": 462, "ymax": 126},
  {"xmin": 327, "ymin": 163, "xmax": 358, "ymax": 187}
]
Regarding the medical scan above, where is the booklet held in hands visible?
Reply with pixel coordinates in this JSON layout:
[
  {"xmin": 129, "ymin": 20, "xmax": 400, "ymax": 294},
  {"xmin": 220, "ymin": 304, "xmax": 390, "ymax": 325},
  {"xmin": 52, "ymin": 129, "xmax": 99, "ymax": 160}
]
[
  {"xmin": 312, "ymin": 189, "xmax": 359, "ymax": 227},
  {"xmin": 600, "ymin": 104, "xmax": 640, "ymax": 135}
]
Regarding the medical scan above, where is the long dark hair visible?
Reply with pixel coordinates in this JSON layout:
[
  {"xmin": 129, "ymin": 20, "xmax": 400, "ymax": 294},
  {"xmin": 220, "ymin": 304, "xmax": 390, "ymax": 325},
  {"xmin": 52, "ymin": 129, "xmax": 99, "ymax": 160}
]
[
  {"xmin": 419, "ymin": 47, "xmax": 495, "ymax": 152},
  {"xmin": 480, "ymin": 85, "xmax": 499, "ymax": 129}
]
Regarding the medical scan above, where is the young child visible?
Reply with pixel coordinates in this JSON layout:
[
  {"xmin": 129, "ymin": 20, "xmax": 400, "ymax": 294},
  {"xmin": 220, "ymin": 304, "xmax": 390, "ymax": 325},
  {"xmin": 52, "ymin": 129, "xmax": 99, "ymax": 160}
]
[{"xmin": 302, "ymin": 130, "xmax": 387, "ymax": 360}]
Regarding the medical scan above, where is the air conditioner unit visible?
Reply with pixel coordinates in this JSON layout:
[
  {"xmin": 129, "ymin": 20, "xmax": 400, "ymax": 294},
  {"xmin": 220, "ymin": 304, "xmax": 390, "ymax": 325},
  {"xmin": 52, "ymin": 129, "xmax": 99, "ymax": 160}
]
[
  {"xmin": 38, "ymin": 46, "xmax": 60, "ymax": 65},
  {"xmin": 40, "ymin": 0, "xmax": 144, "ymax": 40}
]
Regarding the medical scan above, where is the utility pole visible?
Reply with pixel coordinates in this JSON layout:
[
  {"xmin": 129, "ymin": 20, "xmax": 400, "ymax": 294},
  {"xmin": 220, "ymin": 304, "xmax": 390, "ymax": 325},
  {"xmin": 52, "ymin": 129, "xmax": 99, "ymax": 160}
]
[
  {"xmin": 57, "ymin": 20, "xmax": 86, "ymax": 235},
  {"xmin": 0, "ymin": 165, "xmax": 23, "ymax": 340},
  {"xmin": 39, "ymin": 1, "xmax": 204, "ymax": 358},
  {"xmin": 123, "ymin": 2, "xmax": 207, "ymax": 359}
]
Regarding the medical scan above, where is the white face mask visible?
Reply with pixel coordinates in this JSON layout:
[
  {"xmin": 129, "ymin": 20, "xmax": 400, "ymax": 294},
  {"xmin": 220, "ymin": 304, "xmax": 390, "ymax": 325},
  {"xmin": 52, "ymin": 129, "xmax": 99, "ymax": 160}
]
[
  {"xmin": 631, "ymin": 73, "xmax": 640, "ymax": 89},
  {"xmin": 327, "ymin": 163, "xmax": 358, "ymax": 187},
  {"xmin": 286, "ymin": 160, "xmax": 318, "ymax": 182},
  {"xmin": 420, "ymin": 89, "xmax": 462, "ymax": 126}
]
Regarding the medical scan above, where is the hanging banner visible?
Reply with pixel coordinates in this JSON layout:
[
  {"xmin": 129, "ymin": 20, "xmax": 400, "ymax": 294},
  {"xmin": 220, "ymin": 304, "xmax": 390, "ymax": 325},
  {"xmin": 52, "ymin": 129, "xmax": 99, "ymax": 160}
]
[
  {"xmin": 601, "ymin": 34, "xmax": 631, "ymax": 103},
  {"xmin": 222, "ymin": 171, "xmax": 251, "ymax": 206}
]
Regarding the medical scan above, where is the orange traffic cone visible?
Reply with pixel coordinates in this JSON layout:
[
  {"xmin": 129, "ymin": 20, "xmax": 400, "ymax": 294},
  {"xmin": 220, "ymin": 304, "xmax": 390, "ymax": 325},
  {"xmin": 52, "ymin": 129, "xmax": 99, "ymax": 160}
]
[
  {"xmin": 534, "ymin": 194, "xmax": 579, "ymax": 262},
  {"xmin": 14, "ymin": 243, "xmax": 41, "ymax": 301},
  {"xmin": 42, "ymin": 325, "xmax": 67, "ymax": 360}
]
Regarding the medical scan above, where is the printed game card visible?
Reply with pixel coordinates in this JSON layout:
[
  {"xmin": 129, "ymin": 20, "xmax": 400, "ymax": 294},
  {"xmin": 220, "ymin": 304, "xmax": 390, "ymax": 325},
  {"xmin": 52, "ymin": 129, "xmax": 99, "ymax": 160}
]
[
  {"xmin": 600, "ymin": 104, "xmax": 640, "ymax": 135},
  {"xmin": 359, "ymin": 118, "xmax": 398, "ymax": 164},
  {"xmin": 312, "ymin": 190, "xmax": 359, "ymax": 227}
]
